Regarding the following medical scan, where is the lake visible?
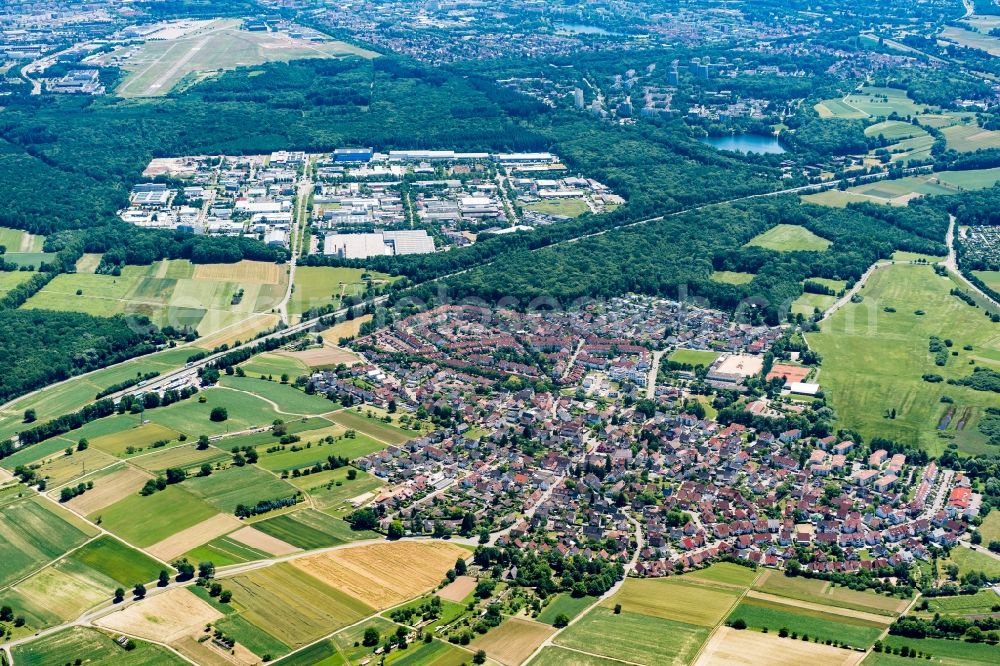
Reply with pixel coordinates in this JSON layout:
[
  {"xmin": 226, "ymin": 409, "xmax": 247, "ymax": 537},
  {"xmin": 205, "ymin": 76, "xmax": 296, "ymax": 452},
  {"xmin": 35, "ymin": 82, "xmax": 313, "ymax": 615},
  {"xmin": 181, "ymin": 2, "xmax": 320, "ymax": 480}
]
[
  {"xmin": 554, "ymin": 23, "xmax": 613, "ymax": 35},
  {"xmin": 701, "ymin": 134, "xmax": 787, "ymax": 155}
]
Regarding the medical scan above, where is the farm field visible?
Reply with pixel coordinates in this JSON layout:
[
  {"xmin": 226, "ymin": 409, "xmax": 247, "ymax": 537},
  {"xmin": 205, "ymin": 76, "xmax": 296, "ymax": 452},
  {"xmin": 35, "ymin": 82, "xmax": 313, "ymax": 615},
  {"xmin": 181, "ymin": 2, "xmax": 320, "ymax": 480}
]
[
  {"xmin": 184, "ymin": 463, "xmax": 299, "ymax": 513},
  {"xmin": 745, "ymin": 224, "xmax": 831, "ymax": 252},
  {"xmin": 669, "ymin": 349, "xmax": 721, "ymax": 367},
  {"xmin": 196, "ymin": 312, "xmax": 281, "ymax": 351},
  {"xmin": 0, "ymin": 226, "xmax": 45, "ymax": 252},
  {"xmin": 683, "ymin": 562, "xmax": 760, "ymax": 588},
  {"xmin": 710, "ymin": 270, "xmax": 755, "ymax": 285},
  {"xmin": 942, "ymin": 122, "xmax": 1000, "ymax": 152},
  {"xmin": 326, "ymin": 408, "xmax": 415, "ymax": 445},
  {"xmin": 553, "ymin": 606, "xmax": 710, "ymax": 666},
  {"xmin": 437, "ymin": 575, "xmax": 478, "ymax": 603},
  {"xmin": 109, "ymin": 19, "xmax": 378, "ymax": 97},
  {"xmin": 753, "ymin": 570, "xmax": 909, "ymax": 616},
  {"xmin": 0, "ymin": 496, "xmax": 97, "ymax": 588},
  {"xmin": 978, "ymin": 510, "xmax": 1000, "ymax": 543},
  {"xmin": 319, "ymin": 314, "xmax": 373, "ymax": 344},
  {"xmin": 530, "ymin": 647, "xmax": 629, "ymax": 666},
  {"xmin": 291, "ymin": 466, "xmax": 384, "ymax": 512},
  {"xmin": 471, "ymin": 617, "xmax": 555, "ymax": 666},
  {"xmin": 0, "ymin": 347, "xmax": 201, "ymax": 443},
  {"xmin": 63, "ymin": 465, "xmax": 153, "ymax": 514},
  {"xmin": 255, "ymin": 435, "xmax": 352, "ymax": 471},
  {"xmin": 146, "ymin": 513, "xmax": 242, "ymax": 562},
  {"xmin": 865, "ymin": 120, "xmax": 928, "ymax": 141},
  {"xmin": 972, "ymin": 270, "xmax": 1000, "ymax": 292},
  {"xmin": 92, "ymin": 484, "xmax": 219, "ymax": 547},
  {"xmin": 291, "ymin": 541, "xmax": 467, "ymax": 609},
  {"xmin": 921, "ymin": 589, "xmax": 999, "ymax": 617},
  {"xmin": 289, "ymin": 266, "xmax": 391, "ymax": 316},
  {"xmin": 725, "ymin": 596, "xmax": 886, "ymax": 649},
  {"xmin": 12, "ymin": 627, "xmax": 182, "ymax": 666},
  {"xmin": 695, "ymin": 626, "xmax": 860, "ymax": 666},
  {"xmin": 95, "ymin": 587, "xmax": 223, "ymax": 642},
  {"xmin": 68, "ymin": 535, "xmax": 165, "ymax": 588},
  {"xmin": 801, "ymin": 170, "xmax": 1000, "ymax": 208},
  {"xmin": 807, "ymin": 264, "xmax": 1000, "ymax": 454},
  {"xmin": 939, "ymin": 25, "xmax": 1000, "ymax": 55},
  {"xmin": 253, "ymin": 507, "xmax": 375, "ymax": 549},
  {"xmin": 239, "ymin": 351, "xmax": 309, "ymax": 379},
  {"xmin": 893, "ymin": 250, "xmax": 946, "ymax": 263},
  {"xmin": 130, "ymin": 443, "xmax": 229, "ymax": 474},
  {"xmin": 184, "ymin": 533, "xmax": 274, "ymax": 567},
  {"xmin": 223, "ymin": 562, "xmax": 374, "ymax": 648},
  {"xmin": 874, "ymin": 634, "xmax": 1000, "ymax": 665},
  {"xmin": 33, "ymin": 446, "xmax": 119, "ymax": 487},
  {"xmin": 816, "ymin": 87, "xmax": 930, "ymax": 119},
  {"xmin": 603, "ymin": 577, "xmax": 741, "ymax": 626},
  {"xmin": 3, "ymin": 252, "xmax": 57, "ymax": 269},
  {"xmin": 536, "ymin": 593, "xmax": 596, "ymax": 625},
  {"xmin": 89, "ymin": 423, "xmax": 182, "ymax": 457}
]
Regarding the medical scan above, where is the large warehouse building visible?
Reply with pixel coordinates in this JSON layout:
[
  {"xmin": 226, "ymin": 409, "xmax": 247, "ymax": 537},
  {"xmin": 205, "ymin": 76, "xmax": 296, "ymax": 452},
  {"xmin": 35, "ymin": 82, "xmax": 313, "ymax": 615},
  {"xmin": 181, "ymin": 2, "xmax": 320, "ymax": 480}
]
[{"xmin": 323, "ymin": 230, "xmax": 436, "ymax": 259}]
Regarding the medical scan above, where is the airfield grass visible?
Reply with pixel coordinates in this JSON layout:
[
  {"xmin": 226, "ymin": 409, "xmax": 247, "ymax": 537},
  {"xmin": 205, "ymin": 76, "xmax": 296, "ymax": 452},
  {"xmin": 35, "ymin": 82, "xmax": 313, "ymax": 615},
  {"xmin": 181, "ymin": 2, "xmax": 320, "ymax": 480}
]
[
  {"xmin": 726, "ymin": 597, "xmax": 886, "ymax": 649},
  {"xmin": 525, "ymin": 198, "xmax": 590, "ymax": 217},
  {"xmin": 745, "ymin": 224, "xmax": 831, "ymax": 252},
  {"xmin": 807, "ymin": 263, "xmax": 1000, "ymax": 455},
  {"xmin": 184, "ymin": 464, "xmax": 299, "ymax": 513},
  {"xmin": 253, "ymin": 507, "xmax": 374, "ymax": 549},
  {"xmin": 12, "ymin": 627, "xmax": 180, "ymax": 666},
  {"xmin": 289, "ymin": 266, "xmax": 389, "ymax": 316},
  {"xmin": 754, "ymin": 570, "xmax": 907, "ymax": 615},
  {"xmin": 115, "ymin": 20, "xmax": 378, "ymax": 98},
  {"xmin": 218, "ymin": 375, "xmax": 334, "ymax": 414},
  {"xmin": 224, "ymin": 562, "xmax": 374, "ymax": 648},
  {"xmin": 553, "ymin": 607, "xmax": 709, "ymax": 666},
  {"xmin": 710, "ymin": 270, "xmax": 755, "ymax": 285},
  {"xmin": 92, "ymin": 484, "xmax": 219, "ymax": 547},
  {"xmin": 536, "ymin": 593, "xmax": 597, "ymax": 625},
  {"xmin": 239, "ymin": 351, "xmax": 310, "ymax": 379},
  {"xmin": 0, "ymin": 496, "xmax": 96, "ymax": 588}
]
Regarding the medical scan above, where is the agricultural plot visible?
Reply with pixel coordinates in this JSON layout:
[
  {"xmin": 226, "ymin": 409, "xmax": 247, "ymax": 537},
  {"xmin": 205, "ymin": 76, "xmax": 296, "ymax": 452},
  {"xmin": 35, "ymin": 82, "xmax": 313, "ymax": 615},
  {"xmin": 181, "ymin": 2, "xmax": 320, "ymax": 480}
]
[
  {"xmin": 471, "ymin": 618, "xmax": 556, "ymax": 666},
  {"xmin": 89, "ymin": 423, "xmax": 181, "ymax": 457},
  {"xmin": 139, "ymin": 387, "xmax": 287, "ymax": 436},
  {"xmin": 291, "ymin": 541, "xmax": 468, "ymax": 610},
  {"xmin": 110, "ymin": 19, "xmax": 378, "ymax": 98},
  {"xmin": 184, "ymin": 463, "xmax": 299, "ymax": 513},
  {"xmin": 228, "ymin": 525, "xmax": 300, "ymax": 556},
  {"xmin": 196, "ymin": 312, "xmax": 281, "ymax": 351},
  {"xmin": 940, "ymin": 25, "xmax": 1000, "ymax": 55},
  {"xmin": 553, "ymin": 606, "xmax": 709, "ymax": 666},
  {"xmin": 326, "ymin": 409, "xmax": 414, "ymax": 445},
  {"xmin": 3, "ymin": 562, "xmax": 110, "ymax": 629},
  {"xmin": 131, "ymin": 443, "xmax": 229, "ymax": 474},
  {"xmin": 253, "ymin": 507, "xmax": 373, "ymax": 549},
  {"xmin": 218, "ymin": 375, "xmax": 334, "ymax": 414},
  {"xmin": 330, "ymin": 617, "xmax": 404, "ymax": 662},
  {"xmin": 530, "ymin": 647, "xmax": 624, "ymax": 666},
  {"xmin": 604, "ymin": 577, "xmax": 742, "ymax": 627},
  {"xmin": 34, "ymin": 446, "xmax": 119, "ymax": 487},
  {"xmin": 745, "ymin": 224, "xmax": 831, "ymax": 252},
  {"xmin": 239, "ymin": 351, "xmax": 309, "ymax": 380},
  {"xmin": 754, "ymin": 570, "xmax": 909, "ymax": 616},
  {"xmin": 319, "ymin": 314, "xmax": 373, "ymax": 344},
  {"xmin": 69, "ymin": 535, "xmax": 165, "ymax": 587},
  {"xmin": 695, "ymin": 626, "xmax": 860, "ymax": 666},
  {"xmin": 146, "ymin": 513, "xmax": 242, "ymax": 561},
  {"xmin": 280, "ymin": 346, "xmax": 361, "ymax": 369},
  {"xmin": 942, "ymin": 123, "xmax": 1000, "ymax": 153},
  {"xmin": 801, "ymin": 174, "xmax": 966, "ymax": 208},
  {"xmin": 12, "ymin": 627, "xmax": 181, "ymax": 666},
  {"xmin": 537, "ymin": 593, "xmax": 595, "ymax": 625},
  {"xmin": 0, "ymin": 496, "xmax": 96, "ymax": 588},
  {"xmin": 807, "ymin": 264, "xmax": 1000, "ymax": 454},
  {"xmin": 0, "ymin": 271, "xmax": 33, "ymax": 298},
  {"xmin": 814, "ymin": 98, "xmax": 868, "ymax": 120},
  {"xmin": 438, "ymin": 575, "xmax": 479, "ymax": 603},
  {"xmin": 865, "ymin": 120, "xmax": 927, "ymax": 142},
  {"xmin": 710, "ymin": 270, "xmax": 755, "ymax": 285},
  {"xmin": 384, "ymin": 638, "xmax": 472, "ymax": 666},
  {"xmin": 978, "ymin": 510, "xmax": 1000, "ymax": 544},
  {"xmin": 93, "ymin": 484, "xmax": 219, "ymax": 547},
  {"xmin": 0, "ymin": 226, "xmax": 45, "ymax": 252},
  {"xmin": 683, "ymin": 562, "xmax": 760, "ymax": 588},
  {"xmin": 874, "ymin": 634, "xmax": 1000, "ymax": 665},
  {"xmin": 184, "ymin": 534, "xmax": 272, "ymax": 567},
  {"xmin": 212, "ymin": 612, "xmax": 291, "ymax": 661},
  {"xmin": 255, "ymin": 436, "xmax": 351, "ymax": 471},
  {"xmin": 223, "ymin": 563, "xmax": 373, "ymax": 648},
  {"xmin": 725, "ymin": 597, "xmax": 886, "ymax": 649},
  {"xmin": 922, "ymin": 589, "xmax": 999, "ymax": 617},
  {"xmin": 3, "ymin": 252, "xmax": 57, "ymax": 269},
  {"xmin": 291, "ymin": 466, "xmax": 383, "ymax": 512},
  {"xmin": 845, "ymin": 87, "xmax": 931, "ymax": 117},
  {"xmin": 96, "ymin": 587, "xmax": 223, "ymax": 642}
]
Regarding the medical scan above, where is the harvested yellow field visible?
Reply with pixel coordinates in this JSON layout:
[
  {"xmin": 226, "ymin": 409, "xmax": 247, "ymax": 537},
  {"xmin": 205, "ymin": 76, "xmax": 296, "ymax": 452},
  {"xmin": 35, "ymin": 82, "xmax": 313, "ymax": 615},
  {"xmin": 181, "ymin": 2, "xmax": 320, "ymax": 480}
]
[
  {"xmin": 193, "ymin": 261, "xmax": 283, "ymax": 284},
  {"xmin": 64, "ymin": 466, "xmax": 153, "ymax": 515},
  {"xmin": 695, "ymin": 627, "xmax": 863, "ymax": 666},
  {"xmin": 291, "ymin": 541, "xmax": 466, "ymax": 609},
  {"xmin": 196, "ymin": 313, "xmax": 280, "ymax": 350},
  {"xmin": 11, "ymin": 565, "xmax": 107, "ymax": 622},
  {"xmin": 279, "ymin": 347, "xmax": 360, "ymax": 368},
  {"xmin": 319, "ymin": 314, "xmax": 371, "ymax": 342},
  {"xmin": 228, "ymin": 526, "xmax": 300, "ymax": 556},
  {"xmin": 146, "ymin": 513, "xmax": 241, "ymax": 561},
  {"xmin": 95, "ymin": 588, "xmax": 222, "ymax": 642},
  {"xmin": 471, "ymin": 618, "xmax": 555, "ymax": 666},
  {"xmin": 171, "ymin": 636, "xmax": 239, "ymax": 666},
  {"xmin": 438, "ymin": 575, "xmax": 477, "ymax": 603}
]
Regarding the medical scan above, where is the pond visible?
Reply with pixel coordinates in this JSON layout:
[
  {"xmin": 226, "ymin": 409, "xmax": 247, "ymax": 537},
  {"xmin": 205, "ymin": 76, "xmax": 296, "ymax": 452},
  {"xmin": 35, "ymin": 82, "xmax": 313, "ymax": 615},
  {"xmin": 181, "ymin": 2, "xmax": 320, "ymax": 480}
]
[
  {"xmin": 554, "ymin": 23, "xmax": 614, "ymax": 35},
  {"xmin": 700, "ymin": 134, "xmax": 787, "ymax": 155}
]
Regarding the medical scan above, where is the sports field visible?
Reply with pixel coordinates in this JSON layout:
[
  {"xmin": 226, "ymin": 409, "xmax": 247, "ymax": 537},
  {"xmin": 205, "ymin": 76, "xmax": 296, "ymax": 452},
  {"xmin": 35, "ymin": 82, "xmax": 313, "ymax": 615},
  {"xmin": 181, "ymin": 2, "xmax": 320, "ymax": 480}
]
[
  {"xmin": 21, "ymin": 259, "xmax": 287, "ymax": 336},
  {"xmin": 669, "ymin": 349, "xmax": 721, "ymax": 367},
  {"xmin": 745, "ymin": 224, "xmax": 831, "ymax": 252},
  {"xmin": 710, "ymin": 270, "xmax": 755, "ymax": 285},
  {"xmin": 526, "ymin": 198, "xmax": 590, "ymax": 218},
  {"xmin": 111, "ymin": 19, "xmax": 378, "ymax": 97},
  {"xmin": 807, "ymin": 263, "xmax": 1000, "ymax": 454}
]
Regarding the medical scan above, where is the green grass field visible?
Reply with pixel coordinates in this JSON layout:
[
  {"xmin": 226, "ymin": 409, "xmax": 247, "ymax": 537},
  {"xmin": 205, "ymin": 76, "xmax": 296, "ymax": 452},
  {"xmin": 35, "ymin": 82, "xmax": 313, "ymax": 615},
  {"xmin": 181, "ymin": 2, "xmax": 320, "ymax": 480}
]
[
  {"xmin": 253, "ymin": 508, "xmax": 374, "ymax": 549},
  {"xmin": 745, "ymin": 224, "xmax": 831, "ymax": 252},
  {"xmin": 792, "ymin": 292, "xmax": 836, "ymax": 317},
  {"xmin": 185, "ymin": 535, "xmax": 271, "ymax": 567},
  {"xmin": 817, "ymin": 87, "xmax": 930, "ymax": 120},
  {"xmin": 553, "ymin": 607, "xmax": 709, "ymax": 666},
  {"xmin": 865, "ymin": 120, "xmax": 928, "ymax": 141},
  {"xmin": 291, "ymin": 466, "xmax": 383, "ymax": 513},
  {"xmin": 92, "ymin": 485, "xmax": 218, "ymax": 547},
  {"xmin": 68, "ymin": 535, "xmax": 165, "ymax": 587},
  {"xmin": 710, "ymin": 270, "xmax": 755, "ymax": 285},
  {"xmin": 0, "ymin": 271, "xmax": 33, "ymax": 298},
  {"xmin": 726, "ymin": 598, "xmax": 886, "ymax": 649},
  {"xmin": 530, "ymin": 647, "xmax": 625, "ymax": 666},
  {"xmin": 184, "ymin": 464, "xmax": 299, "ymax": 513},
  {"xmin": 683, "ymin": 562, "xmax": 760, "ymax": 588},
  {"xmin": 0, "ymin": 496, "xmax": 96, "ymax": 588},
  {"xmin": 240, "ymin": 352, "xmax": 310, "ymax": 380},
  {"xmin": 289, "ymin": 266, "xmax": 390, "ymax": 316},
  {"xmin": 218, "ymin": 375, "xmax": 334, "ymax": 415},
  {"xmin": 922, "ymin": 589, "xmax": 999, "ymax": 617},
  {"xmin": 0, "ymin": 226, "xmax": 45, "ymax": 253},
  {"xmin": 12, "ymin": 627, "xmax": 181, "ymax": 666},
  {"xmin": 89, "ymin": 423, "xmax": 182, "ymax": 457},
  {"xmin": 948, "ymin": 545, "xmax": 1000, "ymax": 578},
  {"xmin": 875, "ymin": 634, "xmax": 1000, "ymax": 665},
  {"xmin": 327, "ymin": 409, "xmax": 414, "ymax": 445},
  {"xmin": 808, "ymin": 264, "xmax": 1000, "ymax": 454},
  {"xmin": 605, "ymin": 577, "xmax": 741, "ymax": 627},
  {"xmin": 537, "ymin": 593, "xmax": 596, "ymax": 625},
  {"xmin": 754, "ymin": 570, "xmax": 907, "ymax": 615},
  {"xmin": 669, "ymin": 349, "xmax": 721, "ymax": 367},
  {"xmin": 525, "ymin": 198, "xmax": 590, "ymax": 218},
  {"xmin": 978, "ymin": 511, "xmax": 1000, "ymax": 544},
  {"xmin": 131, "ymin": 443, "xmax": 229, "ymax": 473},
  {"xmin": 214, "ymin": 612, "xmax": 292, "ymax": 660}
]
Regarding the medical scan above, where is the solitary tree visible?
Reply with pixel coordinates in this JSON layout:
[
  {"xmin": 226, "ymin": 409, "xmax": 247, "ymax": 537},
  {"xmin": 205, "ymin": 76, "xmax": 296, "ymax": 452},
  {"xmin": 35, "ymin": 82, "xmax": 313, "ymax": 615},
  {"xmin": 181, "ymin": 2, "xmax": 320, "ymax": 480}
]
[
  {"xmin": 363, "ymin": 627, "xmax": 380, "ymax": 647},
  {"xmin": 209, "ymin": 407, "xmax": 228, "ymax": 422},
  {"xmin": 473, "ymin": 649, "xmax": 487, "ymax": 664}
]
